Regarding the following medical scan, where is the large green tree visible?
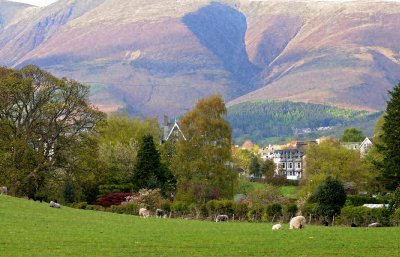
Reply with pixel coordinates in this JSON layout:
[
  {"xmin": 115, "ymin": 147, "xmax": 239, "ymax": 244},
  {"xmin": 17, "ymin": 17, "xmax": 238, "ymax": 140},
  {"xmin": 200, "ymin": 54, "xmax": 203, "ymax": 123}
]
[
  {"xmin": 380, "ymin": 82, "xmax": 400, "ymax": 190},
  {"xmin": 0, "ymin": 65, "xmax": 104, "ymax": 197},
  {"xmin": 310, "ymin": 176, "xmax": 346, "ymax": 223},
  {"xmin": 172, "ymin": 95, "xmax": 237, "ymax": 203},
  {"xmin": 132, "ymin": 135, "xmax": 175, "ymax": 194},
  {"xmin": 300, "ymin": 138, "xmax": 371, "ymax": 197},
  {"xmin": 249, "ymin": 156, "xmax": 261, "ymax": 178},
  {"xmin": 341, "ymin": 128, "xmax": 364, "ymax": 142}
]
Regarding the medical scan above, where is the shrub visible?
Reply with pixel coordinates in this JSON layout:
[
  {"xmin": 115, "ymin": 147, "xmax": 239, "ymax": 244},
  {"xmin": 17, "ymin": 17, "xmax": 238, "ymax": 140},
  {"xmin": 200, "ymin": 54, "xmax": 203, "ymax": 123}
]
[
  {"xmin": 346, "ymin": 195, "xmax": 385, "ymax": 206},
  {"xmin": 285, "ymin": 204, "xmax": 298, "ymax": 219},
  {"xmin": 247, "ymin": 204, "xmax": 265, "ymax": 222},
  {"xmin": 265, "ymin": 203, "xmax": 283, "ymax": 222},
  {"xmin": 171, "ymin": 201, "xmax": 190, "ymax": 217},
  {"xmin": 205, "ymin": 200, "xmax": 234, "ymax": 218},
  {"xmin": 233, "ymin": 202, "xmax": 248, "ymax": 221},
  {"xmin": 71, "ymin": 202, "xmax": 88, "ymax": 209},
  {"xmin": 161, "ymin": 200, "xmax": 172, "ymax": 213},
  {"xmin": 340, "ymin": 206, "xmax": 392, "ymax": 226},
  {"xmin": 392, "ymin": 208, "xmax": 400, "ymax": 226},
  {"xmin": 86, "ymin": 205, "xmax": 105, "ymax": 211},
  {"xmin": 111, "ymin": 203, "xmax": 140, "ymax": 215},
  {"xmin": 95, "ymin": 192, "xmax": 132, "ymax": 207}
]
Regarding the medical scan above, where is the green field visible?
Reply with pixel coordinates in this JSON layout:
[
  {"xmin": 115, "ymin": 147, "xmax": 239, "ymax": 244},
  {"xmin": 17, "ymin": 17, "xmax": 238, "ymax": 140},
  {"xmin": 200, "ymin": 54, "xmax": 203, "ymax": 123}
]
[{"xmin": 1, "ymin": 195, "xmax": 399, "ymax": 257}]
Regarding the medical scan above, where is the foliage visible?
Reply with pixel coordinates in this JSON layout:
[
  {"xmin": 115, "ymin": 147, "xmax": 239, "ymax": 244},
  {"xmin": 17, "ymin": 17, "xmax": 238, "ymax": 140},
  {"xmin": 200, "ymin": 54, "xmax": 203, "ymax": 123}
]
[
  {"xmin": 339, "ymin": 206, "xmax": 392, "ymax": 226},
  {"xmin": 249, "ymin": 156, "xmax": 262, "ymax": 178},
  {"xmin": 132, "ymin": 135, "xmax": 175, "ymax": 194},
  {"xmin": 97, "ymin": 114, "xmax": 161, "ymax": 188},
  {"xmin": 300, "ymin": 138, "xmax": 371, "ymax": 196},
  {"xmin": 63, "ymin": 178, "xmax": 76, "ymax": 204},
  {"xmin": 124, "ymin": 188, "xmax": 163, "ymax": 211},
  {"xmin": 232, "ymin": 147, "xmax": 253, "ymax": 174},
  {"xmin": 110, "ymin": 203, "xmax": 140, "ymax": 215},
  {"xmin": 261, "ymin": 159, "xmax": 276, "ymax": 181},
  {"xmin": 379, "ymin": 82, "xmax": 400, "ymax": 190},
  {"xmin": 0, "ymin": 65, "xmax": 105, "ymax": 199},
  {"xmin": 310, "ymin": 176, "xmax": 346, "ymax": 221},
  {"xmin": 392, "ymin": 208, "xmax": 400, "ymax": 226},
  {"xmin": 95, "ymin": 192, "xmax": 132, "ymax": 207},
  {"xmin": 341, "ymin": 128, "xmax": 364, "ymax": 142},
  {"xmin": 265, "ymin": 203, "xmax": 283, "ymax": 221},
  {"xmin": 284, "ymin": 204, "xmax": 298, "ymax": 219},
  {"xmin": 1, "ymin": 196, "xmax": 400, "ymax": 256},
  {"xmin": 244, "ymin": 185, "xmax": 288, "ymax": 207},
  {"xmin": 205, "ymin": 200, "xmax": 234, "ymax": 217},
  {"xmin": 227, "ymin": 100, "xmax": 381, "ymax": 145},
  {"xmin": 171, "ymin": 201, "xmax": 190, "ymax": 216},
  {"xmin": 345, "ymin": 195, "xmax": 386, "ymax": 207},
  {"xmin": 173, "ymin": 95, "xmax": 237, "ymax": 203}
]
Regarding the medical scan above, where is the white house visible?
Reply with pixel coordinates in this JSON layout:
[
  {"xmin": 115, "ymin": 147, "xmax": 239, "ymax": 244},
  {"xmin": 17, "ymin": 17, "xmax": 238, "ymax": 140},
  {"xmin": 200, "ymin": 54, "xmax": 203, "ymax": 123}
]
[
  {"xmin": 272, "ymin": 148, "xmax": 304, "ymax": 180},
  {"xmin": 342, "ymin": 137, "xmax": 373, "ymax": 157}
]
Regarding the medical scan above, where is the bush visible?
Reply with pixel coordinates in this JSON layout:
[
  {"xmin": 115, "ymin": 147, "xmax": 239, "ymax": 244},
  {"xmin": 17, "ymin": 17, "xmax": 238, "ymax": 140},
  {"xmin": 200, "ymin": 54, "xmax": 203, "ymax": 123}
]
[
  {"xmin": 340, "ymin": 206, "xmax": 392, "ymax": 226},
  {"xmin": 265, "ymin": 203, "xmax": 282, "ymax": 222},
  {"xmin": 205, "ymin": 200, "xmax": 234, "ymax": 218},
  {"xmin": 95, "ymin": 192, "xmax": 132, "ymax": 207},
  {"xmin": 71, "ymin": 202, "xmax": 88, "ymax": 209},
  {"xmin": 247, "ymin": 205, "xmax": 265, "ymax": 222},
  {"xmin": 171, "ymin": 201, "xmax": 190, "ymax": 217},
  {"xmin": 346, "ymin": 195, "xmax": 386, "ymax": 207},
  {"xmin": 86, "ymin": 205, "xmax": 105, "ymax": 211},
  {"xmin": 111, "ymin": 203, "xmax": 140, "ymax": 215},
  {"xmin": 392, "ymin": 208, "xmax": 400, "ymax": 226},
  {"xmin": 233, "ymin": 202, "xmax": 248, "ymax": 221},
  {"xmin": 285, "ymin": 204, "xmax": 298, "ymax": 219}
]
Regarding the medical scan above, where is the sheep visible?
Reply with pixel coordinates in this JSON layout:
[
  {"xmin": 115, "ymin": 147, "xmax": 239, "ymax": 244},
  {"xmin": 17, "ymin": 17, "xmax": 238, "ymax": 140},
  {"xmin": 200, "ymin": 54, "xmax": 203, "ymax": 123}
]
[
  {"xmin": 155, "ymin": 209, "xmax": 166, "ymax": 218},
  {"xmin": 139, "ymin": 207, "xmax": 150, "ymax": 218},
  {"xmin": 215, "ymin": 214, "xmax": 229, "ymax": 222},
  {"xmin": 0, "ymin": 186, "xmax": 7, "ymax": 195},
  {"xmin": 49, "ymin": 201, "xmax": 61, "ymax": 208},
  {"xmin": 272, "ymin": 224, "xmax": 282, "ymax": 230},
  {"xmin": 368, "ymin": 222, "xmax": 381, "ymax": 227},
  {"xmin": 289, "ymin": 216, "xmax": 306, "ymax": 229}
]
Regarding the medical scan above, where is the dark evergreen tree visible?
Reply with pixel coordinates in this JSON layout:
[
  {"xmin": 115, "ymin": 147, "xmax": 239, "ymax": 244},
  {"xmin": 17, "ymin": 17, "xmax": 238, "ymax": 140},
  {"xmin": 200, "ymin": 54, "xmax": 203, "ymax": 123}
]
[
  {"xmin": 380, "ymin": 82, "xmax": 400, "ymax": 190},
  {"xmin": 249, "ymin": 156, "xmax": 261, "ymax": 178},
  {"xmin": 311, "ymin": 176, "xmax": 346, "ymax": 223},
  {"xmin": 63, "ymin": 178, "xmax": 76, "ymax": 203},
  {"xmin": 132, "ymin": 135, "xmax": 174, "ymax": 193}
]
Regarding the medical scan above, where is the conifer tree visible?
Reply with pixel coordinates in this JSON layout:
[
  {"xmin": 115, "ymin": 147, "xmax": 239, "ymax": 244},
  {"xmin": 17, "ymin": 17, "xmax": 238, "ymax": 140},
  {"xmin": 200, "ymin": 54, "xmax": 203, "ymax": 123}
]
[{"xmin": 380, "ymin": 82, "xmax": 400, "ymax": 190}]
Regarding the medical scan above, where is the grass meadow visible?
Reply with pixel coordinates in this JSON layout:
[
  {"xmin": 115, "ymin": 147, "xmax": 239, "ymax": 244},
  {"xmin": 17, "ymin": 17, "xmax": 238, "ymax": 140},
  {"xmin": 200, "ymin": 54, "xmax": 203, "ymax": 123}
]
[{"xmin": 0, "ymin": 195, "xmax": 399, "ymax": 257}]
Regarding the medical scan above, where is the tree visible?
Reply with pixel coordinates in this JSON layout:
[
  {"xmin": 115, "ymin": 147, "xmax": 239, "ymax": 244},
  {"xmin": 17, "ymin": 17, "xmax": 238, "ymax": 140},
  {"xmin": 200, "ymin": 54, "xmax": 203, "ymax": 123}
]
[
  {"xmin": 0, "ymin": 65, "xmax": 104, "ymax": 197},
  {"xmin": 310, "ymin": 176, "xmax": 346, "ymax": 223},
  {"xmin": 172, "ymin": 95, "xmax": 237, "ymax": 203},
  {"xmin": 261, "ymin": 159, "xmax": 276, "ymax": 182},
  {"xmin": 249, "ymin": 156, "xmax": 261, "ymax": 178},
  {"xmin": 379, "ymin": 82, "xmax": 400, "ymax": 190},
  {"xmin": 300, "ymin": 138, "xmax": 371, "ymax": 197},
  {"xmin": 132, "ymin": 135, "xmax": 175, "ymax": 194},
  {"xmin": 341, "ymin": 128, "xmax": 364, "ymax": 142}
]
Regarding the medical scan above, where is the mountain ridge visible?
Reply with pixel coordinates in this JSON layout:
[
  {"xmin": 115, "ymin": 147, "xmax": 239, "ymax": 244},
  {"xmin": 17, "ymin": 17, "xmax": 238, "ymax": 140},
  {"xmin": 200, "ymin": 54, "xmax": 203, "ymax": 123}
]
[{"xmin": 1, "ymin": 0, "xmax": 399, "ymax": 116}]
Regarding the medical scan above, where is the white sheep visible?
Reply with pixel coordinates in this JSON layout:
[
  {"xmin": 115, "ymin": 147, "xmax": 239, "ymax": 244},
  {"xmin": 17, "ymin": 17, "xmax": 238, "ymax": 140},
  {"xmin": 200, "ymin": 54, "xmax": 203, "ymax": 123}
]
[
  {"xmin": 49, "ymin": 201, "xmax": 61, "ymax": 208},
  {"xmin": 368, "ymin": 222, "xmax": 381, "ymax": 227},
  {"xmin": 215, "ymin": 214, "xmax": 229, "ymax": 222},
  {"xmin": 139, "ymin": 207, "xmax": 150, "ymax": 218},
  {"xmin": 0, "ymin": 186, "xmax": 7, "ymax": 195},
  {"xmin": 289, "ymin": 216, "xmax": 306, "ymax": 229},
  {"xmin": 272, "ymin": 224, "xmax": 282, "ymax": 230}
]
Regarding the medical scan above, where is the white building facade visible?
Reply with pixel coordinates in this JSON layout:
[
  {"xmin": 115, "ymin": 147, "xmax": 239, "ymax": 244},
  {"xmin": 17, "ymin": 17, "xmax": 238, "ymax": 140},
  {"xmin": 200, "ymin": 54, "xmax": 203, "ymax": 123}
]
[{"xmin": 272, "ymin": 149, "xmax": 304, "ymax": 180}]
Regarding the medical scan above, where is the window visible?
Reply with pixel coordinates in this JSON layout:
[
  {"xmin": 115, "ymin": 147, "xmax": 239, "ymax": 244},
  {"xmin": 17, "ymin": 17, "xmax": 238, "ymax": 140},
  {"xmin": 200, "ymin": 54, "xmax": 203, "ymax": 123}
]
[
  {"xmin": 288, "ymin": 162, "xmax": 293, "ymax": 169},
  {"xmin": 282, "ymin": 163, "xmax": 286, "ymax": 169},
  {"xmin": 296, "ymin": 162, "xmax": 301, "ymax": 169}
]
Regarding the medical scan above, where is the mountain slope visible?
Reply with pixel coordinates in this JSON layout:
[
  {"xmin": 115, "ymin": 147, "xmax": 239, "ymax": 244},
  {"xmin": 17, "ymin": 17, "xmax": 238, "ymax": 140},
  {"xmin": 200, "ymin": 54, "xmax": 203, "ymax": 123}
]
[{"xmin": 0, "ymin": 0, "xmax": 399, "ymax": 116}]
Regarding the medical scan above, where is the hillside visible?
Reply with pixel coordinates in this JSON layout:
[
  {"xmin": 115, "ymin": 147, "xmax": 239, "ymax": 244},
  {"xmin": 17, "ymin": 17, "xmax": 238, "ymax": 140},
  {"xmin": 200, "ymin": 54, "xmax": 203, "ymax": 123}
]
[
  {"xmin": 227, "ymin": 101, "xmax": 382, "ymax": 144},
  {"xmin": 0, "ymin": 0, "xmax": 399, "ymax": 116},
  {"xmin": 1, "ymin": 195, "xmax": 399, "ymax": 257}
]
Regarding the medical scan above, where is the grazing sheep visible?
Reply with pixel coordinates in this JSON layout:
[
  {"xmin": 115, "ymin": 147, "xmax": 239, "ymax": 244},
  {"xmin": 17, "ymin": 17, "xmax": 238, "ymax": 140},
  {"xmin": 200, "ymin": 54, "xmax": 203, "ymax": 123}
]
[
  {"xmin": 368, "ymin": 222, "xmax": 381, "ymax": 227},
  {"xmin": 289, "ymin": 216, "xmax": 306, "ymax": 229},
  {"xmin": 0, "ymin": 186, "xmax": 7, "ymax": 195},
  {"xmin": 139, "ymin": 208, "xmax": 150, "ymax": 218},
  {"xmin": 49, "ymin": 201, "xmax": 61, "ymax": 208},
  {"xmin": 215, "ymin": 214, "xmax": 229, "ymax": 222},
  {"xmin": 155, "ymin": 209, "xmax": 165, "ymax": 218},
  {"xmin": 272, "ymin": 224, "xmax": 282, "ymax": 230}
]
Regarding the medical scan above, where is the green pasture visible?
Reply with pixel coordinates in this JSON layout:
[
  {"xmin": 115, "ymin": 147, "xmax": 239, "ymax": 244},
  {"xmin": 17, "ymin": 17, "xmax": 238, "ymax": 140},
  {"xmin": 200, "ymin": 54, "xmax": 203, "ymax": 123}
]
[{"xmin": 0, "ymin": 195, "xmax": 399, "ymax": 257}]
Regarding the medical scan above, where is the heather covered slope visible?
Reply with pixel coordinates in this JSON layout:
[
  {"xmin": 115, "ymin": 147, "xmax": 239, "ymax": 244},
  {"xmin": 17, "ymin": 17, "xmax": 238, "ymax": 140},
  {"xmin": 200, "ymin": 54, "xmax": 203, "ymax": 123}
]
[{"xmin": 1, "ymin": 0, "xmax": 400, "ymax": 116}]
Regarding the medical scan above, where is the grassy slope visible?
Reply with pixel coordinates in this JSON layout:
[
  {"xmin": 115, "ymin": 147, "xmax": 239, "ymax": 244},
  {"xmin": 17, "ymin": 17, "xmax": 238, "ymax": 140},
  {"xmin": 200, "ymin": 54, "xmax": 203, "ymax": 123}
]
[{"xmin": 1, "ymin": 195, "xmax": 399, "ymax": 257}]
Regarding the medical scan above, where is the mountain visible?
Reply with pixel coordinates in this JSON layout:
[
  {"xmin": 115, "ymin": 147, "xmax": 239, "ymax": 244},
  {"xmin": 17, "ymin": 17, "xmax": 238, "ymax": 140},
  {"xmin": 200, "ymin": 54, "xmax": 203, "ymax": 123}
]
[{"xmin": 1, "ymin": 0, "xmax": 399, "ymax": 117}]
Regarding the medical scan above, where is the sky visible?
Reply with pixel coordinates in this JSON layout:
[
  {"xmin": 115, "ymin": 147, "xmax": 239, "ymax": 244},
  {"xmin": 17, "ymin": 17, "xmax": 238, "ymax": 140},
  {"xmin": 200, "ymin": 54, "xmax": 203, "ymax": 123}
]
[{"xmin": 8, "ymin": 0, "xmax": 58, "ymax": 7}]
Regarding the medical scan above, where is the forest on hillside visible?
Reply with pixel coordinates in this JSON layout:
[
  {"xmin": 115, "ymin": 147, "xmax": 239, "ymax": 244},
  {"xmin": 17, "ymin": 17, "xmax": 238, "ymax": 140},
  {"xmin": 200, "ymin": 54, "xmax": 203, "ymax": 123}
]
[{"xmin": 227, "ymin": 101, "xmax": 382, "ymax": 145}]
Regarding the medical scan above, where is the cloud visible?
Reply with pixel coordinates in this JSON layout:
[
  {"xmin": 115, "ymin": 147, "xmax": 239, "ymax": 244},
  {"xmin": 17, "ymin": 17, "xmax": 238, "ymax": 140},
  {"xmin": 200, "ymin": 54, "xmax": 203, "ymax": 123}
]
[{"xmin": 8, "ymin": 0, "xmax": 59, "ymax": 7}]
